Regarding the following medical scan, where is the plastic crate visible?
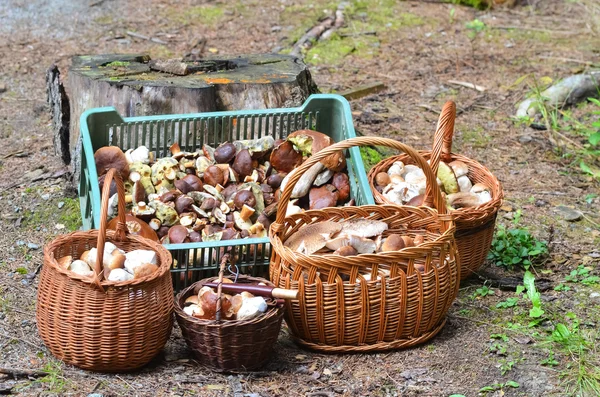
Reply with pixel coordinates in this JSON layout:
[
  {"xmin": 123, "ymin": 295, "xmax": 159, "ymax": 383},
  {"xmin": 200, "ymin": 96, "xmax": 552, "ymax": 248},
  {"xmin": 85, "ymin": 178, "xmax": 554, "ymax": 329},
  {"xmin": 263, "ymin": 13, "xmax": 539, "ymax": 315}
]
[{"xmin": 79, "ymin": 94, "xmax": 375, "ymax": 291}]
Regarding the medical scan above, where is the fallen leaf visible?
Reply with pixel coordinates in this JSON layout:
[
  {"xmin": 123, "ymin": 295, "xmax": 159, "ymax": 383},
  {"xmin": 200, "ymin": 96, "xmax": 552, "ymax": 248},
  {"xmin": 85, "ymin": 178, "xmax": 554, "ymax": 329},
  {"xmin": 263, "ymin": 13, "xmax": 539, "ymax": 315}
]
[
  {"xmin": 513, "ymin": 335, "xmax": 532, "ymax": 344},
  {"xmin": 323, "ymin": 368, "xmax": 332, "ymax": 376}
]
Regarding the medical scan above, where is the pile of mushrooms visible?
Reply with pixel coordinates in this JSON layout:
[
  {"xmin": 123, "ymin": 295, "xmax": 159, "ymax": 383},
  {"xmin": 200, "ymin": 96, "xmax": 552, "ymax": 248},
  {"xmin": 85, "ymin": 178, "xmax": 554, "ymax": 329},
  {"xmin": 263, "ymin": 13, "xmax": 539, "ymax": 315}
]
[
  {"xmin": 182, "ymin": 280, "xmax": 269, "ymax": 321},
  {"xmin": 373, "ymin": 160, "xmax": 492, "ymax": 210},
  {"xmin": 284, "ymin": 219, "xmax": 424, "ymax": 255},
  {"xmin": 94, "ymin": 130, "xmax": 353, "ymax": 246},
  {"xmin": 57, "ymin": 242, "xmax": 159, "ymax": 282}
]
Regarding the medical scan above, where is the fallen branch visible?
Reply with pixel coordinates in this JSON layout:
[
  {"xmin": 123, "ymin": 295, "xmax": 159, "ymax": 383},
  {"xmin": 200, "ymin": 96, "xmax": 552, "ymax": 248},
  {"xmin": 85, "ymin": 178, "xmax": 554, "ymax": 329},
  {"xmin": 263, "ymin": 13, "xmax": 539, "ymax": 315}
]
[
  {"xmin": 537, "ymin": 56, "xmax": 597, "ymax": 66},
  {"xmin": 340, "ymin": 82, "xmax": 386, "ymax": 100},
  {"xmin": 447, "ymin": 80, "xmax": 487, "ymax": 92},
  {"xmin": 0, "ymin": 367, "xmax": 48, "ymax": 378},
  {"xmin": 516, "ymin": 71, "xmax": 600, "ymax": 118},
  {"xmin": 290, "ymin": 2, "xmax": 347, "ymax": 57},
  {"xmin": 339, "ymin": 31, "xmax": 376, "ymax": 38},
  {"xmin": 126, "ymin": 31, "xmax": 167, "ymax": 45}
]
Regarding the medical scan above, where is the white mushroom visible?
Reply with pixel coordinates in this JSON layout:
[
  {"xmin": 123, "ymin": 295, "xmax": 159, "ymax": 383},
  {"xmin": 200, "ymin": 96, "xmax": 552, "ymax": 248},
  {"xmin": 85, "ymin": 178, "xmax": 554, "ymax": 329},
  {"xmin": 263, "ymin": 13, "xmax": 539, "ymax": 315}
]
[
  {"xmin": 471, "ymin": 183, "xmax": 492, "ymax": 204},
  {"xmin": 69, "ymin": 260, "xmax": 94, "ymax": 277},
  {"xmin": 340, "ymin": 219, "xmax": 388, "ymax": 238},
  {"xmin": 348, "ymin": 235, "xmax": 377, "ymax": 254},
  {"xmin": 457, "ymin": 175, "xmax": 473, "ymax": 192},
  {"xmin": 124, "ymin": 250, "xmax": 157, "ymax": 273},
  {"xmin": 236, "ymin": 295, "xmax": 268, "ymax": 321},
  {"xmin": 107, "ymin": 268, "xmax": 134, "ymax": 282},
  {"xmin": 233, "ymin": 211, "xmax": 253, "ymax": 230},
  {"xmin": 387, "ymin": 161, "xmax": 405, "ymax": 177},
  {"xmin": 125, "ymin": 146, "xmax": 151, "ymax": 164}
]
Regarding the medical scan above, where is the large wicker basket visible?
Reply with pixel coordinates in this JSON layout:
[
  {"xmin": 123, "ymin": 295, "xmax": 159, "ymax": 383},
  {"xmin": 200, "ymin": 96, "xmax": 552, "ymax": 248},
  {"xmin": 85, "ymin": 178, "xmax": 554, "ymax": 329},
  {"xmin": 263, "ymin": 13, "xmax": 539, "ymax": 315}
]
[
  {"xmin": 368, "ymin": 102, "xmax": 503, "ymax": 279},
  {"xmin": 174, "ymin": 260, "xmax": 284, "ymax": 372},
  {"xmin": 36, "ymin": 169, "xmax": 174, "ymax": 372},
  {"xmin": 269, "ymin": 137, "xmax": 459, "ymax": 353}
]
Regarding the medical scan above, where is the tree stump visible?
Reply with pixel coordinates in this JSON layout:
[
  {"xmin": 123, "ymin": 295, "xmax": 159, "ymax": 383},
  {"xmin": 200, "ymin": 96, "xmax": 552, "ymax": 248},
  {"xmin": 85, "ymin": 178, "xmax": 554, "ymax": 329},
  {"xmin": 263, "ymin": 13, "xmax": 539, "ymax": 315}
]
[{"xmin": 51, "ymin": 53, "xmax": 319, "ymax": 181}]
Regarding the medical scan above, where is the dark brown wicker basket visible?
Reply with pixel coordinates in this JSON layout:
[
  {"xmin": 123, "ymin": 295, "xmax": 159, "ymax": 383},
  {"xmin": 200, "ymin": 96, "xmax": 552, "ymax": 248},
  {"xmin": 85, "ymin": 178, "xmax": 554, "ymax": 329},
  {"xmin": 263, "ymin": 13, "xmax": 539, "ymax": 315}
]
[
  {"xmin": 36, "ymin": 169, "xmax": 174, "ymax": 372},
  {"xmin": 174, "ymin": 272, "xmax": 284, "ymax": 372}
]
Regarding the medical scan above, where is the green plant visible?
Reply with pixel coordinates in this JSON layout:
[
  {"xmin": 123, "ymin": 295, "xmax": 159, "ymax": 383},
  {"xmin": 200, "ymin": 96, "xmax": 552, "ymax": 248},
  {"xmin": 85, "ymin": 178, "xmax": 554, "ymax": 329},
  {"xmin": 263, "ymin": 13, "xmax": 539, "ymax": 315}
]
[
  {"xmin": 491, "ymin": 333, "xmax": 509, "ymax": 342},
  {"xmin": 524, "ymin": 271, "xmax": 544, "ymax": 319},
  {"xmin": 500, "ymin": 358, "xmax": 523, "ymax": 375},
  {"xmin": 488, "ymin": 211, "xmax": 548, "ymax": 270},
  {"xmin": 472, "ymin": 285, "xmax": 495, "ymax": 299},
  {"xmin": 554, "ymin": 283, "xmax": 572, "ymax": 292},
  {"xmin": 564, "ymin": 265, "xmax": 600, "ymax": 285},
  {"xmin": 541, "ymin": 351, "xmax": 559, "ymax": 367},
  {"xmin": 465, "ymin": 18, "xmax": 485, "ymax": 39},
  {"xmin": 489, "ymin": 342, "xmax": 507, "ymax": 356},
  {"xmin": 496, "ymin": 297, "xmax": 519, "ymax": 309},
  {"xmin": 479, "ymin": 381, "xmax": 519, "ymax": 393},
  {"xmin": 15, "ymin": 267, "xmax": 28, "ymax": 275}
]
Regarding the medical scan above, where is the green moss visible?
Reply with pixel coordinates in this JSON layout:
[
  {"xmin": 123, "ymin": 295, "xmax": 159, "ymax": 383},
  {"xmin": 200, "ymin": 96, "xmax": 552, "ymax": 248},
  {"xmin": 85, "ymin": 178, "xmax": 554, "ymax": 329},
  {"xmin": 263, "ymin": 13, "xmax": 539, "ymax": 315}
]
[
  {"xmin": 166, "ymin": 4, "xmax": 225, "ymax": 26},
  {"xmin": 347, "ymin": 1, "xmax": 425, "ymax": 30},
  {"xmin": 306, "ymin": 33, "xmax": 378, "ymax": 65},
  {"xmin": 59, "ymin": 198, "xmax": 82, "ymax": 232},
  {"xmin": 105, "ymin": 61, "xmax": 130, "ymax": 67},
  {"xmin": 360, "ymin": 147, "xmax": 384, "ymax": 172},
  {"xmin": 444, "ymin": 0, "xmax": 490, "ymax": 10},
  {"xmin": 93, "ymin": 15, "xmax": 114, "ymax": 25},
  {"xmin": 15, "ymin": 267, "xmax": 28, "ymax": 275}
]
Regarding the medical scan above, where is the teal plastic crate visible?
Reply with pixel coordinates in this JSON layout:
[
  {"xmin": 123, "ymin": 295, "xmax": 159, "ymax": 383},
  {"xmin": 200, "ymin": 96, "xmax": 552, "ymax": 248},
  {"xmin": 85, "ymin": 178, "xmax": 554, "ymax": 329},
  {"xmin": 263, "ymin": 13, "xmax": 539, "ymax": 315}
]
[{"xmin": 79, "ymin": 94, "xmax": 375, "ymax": 291}]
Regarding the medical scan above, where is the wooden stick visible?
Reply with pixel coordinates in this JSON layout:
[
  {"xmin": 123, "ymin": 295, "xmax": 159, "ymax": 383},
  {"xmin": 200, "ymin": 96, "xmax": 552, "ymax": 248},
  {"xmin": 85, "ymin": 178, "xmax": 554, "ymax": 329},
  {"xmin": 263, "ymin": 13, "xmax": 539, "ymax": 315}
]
[
  {"xmin": 0, "ymin": 367, "xmax": 48, "ymax": 378},
  {"xmin": 447, "ymin": 80, "xmax": 487, "ymax": 92},
  {"xmin": 537, "ymin": 56, "xmax": 596, "ymax": 66},
  {"xmin": 0, "ymin": 332, "xmax": 43, "ymax": 350},
  {"xmin": 340, "ymin": 82, "xmax": 386, "ymax": 100},
  {"xmin": 126, "ymin": 31, "xmax": 167, "ymax": 45}
]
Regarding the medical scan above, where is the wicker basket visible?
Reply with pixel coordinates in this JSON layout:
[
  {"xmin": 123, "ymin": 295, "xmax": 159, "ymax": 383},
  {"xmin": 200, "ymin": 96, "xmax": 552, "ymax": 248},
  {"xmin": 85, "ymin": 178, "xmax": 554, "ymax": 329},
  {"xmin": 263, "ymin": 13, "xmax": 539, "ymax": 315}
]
[
  {"xmin": 36, "ymin": 169, "xmax": 174, "ymax": 372},
  {"xmin": 269, "ymin": 137, "xmax": 459, "ymax": 353},
  {"xmin": 174, "ymin": 259, "xmax": 284, "ymax": 372},
  {"xmin": 368, "ymin": 102, "xmax": 503, "ymax": 279}
]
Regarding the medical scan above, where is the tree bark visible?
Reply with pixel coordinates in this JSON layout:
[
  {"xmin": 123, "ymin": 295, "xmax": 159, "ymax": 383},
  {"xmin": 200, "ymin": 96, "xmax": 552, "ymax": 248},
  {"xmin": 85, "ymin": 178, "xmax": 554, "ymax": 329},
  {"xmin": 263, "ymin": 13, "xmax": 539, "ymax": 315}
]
[
  {"xmin": 60, "ymin": 53, "xmax": 318, "ymax": 183},
  {"xmin": 46, "ymin": 64, "xmax": 71, "ymax": 164}
]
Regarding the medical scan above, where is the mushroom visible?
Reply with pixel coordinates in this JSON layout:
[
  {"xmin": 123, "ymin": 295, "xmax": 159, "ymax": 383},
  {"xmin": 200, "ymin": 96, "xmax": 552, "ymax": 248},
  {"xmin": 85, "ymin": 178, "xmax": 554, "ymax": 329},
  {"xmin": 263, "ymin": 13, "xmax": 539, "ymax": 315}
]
[
  {"xmin": 449, "ymin": 160, "xmax": 469, "ymax": 178},
  {"xmin": 150, "ymin": 201, "xmax": 179, "ymax": 226},
  {"xmin": 375, "ymin": 172, "xmax": 391, "ymax": 187},
  {"xmin": 179, "ymin": 212, "xmax": 198, "ymax": 227},
  {"xmin": 283, "ymin": 221, "xmax": 342, "ymax": 254},
  {"xmin": 203, "ymin": 165, "xmax": 225, "ymax": 187},
  {"xmin": 125, "ymin": 146, "xmax": 151, "ymax": 164},
  {"xmin": 69, "ymin": 260, "xmax": 94, "ymax": 277},
  {"xmin": 381, "ymin": 234, "xmax": 405, "ymax": 252},
  {"xmin": 414, "ymin": 235, "xmax": 425, "ymax": 245},
  {"xmin": 131, "ymin": 201, "xmax": 156, "ymax": 222},
  {"xmin": 287, "ymin": 130, "xmax": 345, "ymax": 171},
  {"xmin": 233, "ymin": 189, "xmax": 256, "ymax": 210},
  {"xmin": 280, "ymin": 162, "xmax": 325, "ymax": 199},
  {"xmin": 314, "ymin": 168, "xmax": 334, "ymax": 186},
  {"xmin": 266, "ymin": 172, "xmax": 286, "ymax": 189},
  {"xmin": 383, "ymin": 182, "xmax": 422, "ymax": 204},
  {"xmin": 168, "ymin": 225, "xmax": 190, "ymax": 244},
  {"xmin": 437, "ymin": 161, "xmax": 459, "ymax": 194},
  {"xmin": 202, "ymin": 144, "xmax": 216, "ymax": 162},
  {"xmin": 269, "ymin": 141, "xmax": 302, "ymax": 173},
  {"xmin": 236, "ymin": 295, "xmax": 268, "ymax": 321},
  {"xmin": 401, "ymin": 236, "xmax": 414, "ymax": 248},
  {"xmin": 309, "ymin": 185, "xmax": 339, "ymax": 210},
  {"xmin": 348, "ymin": 235, "xmax": 377, "ymax": 254},
  {"xmin": 390, "ymin": 174, "xmax": 405, "ymax": 185},
  {"xmin": 94, "ymin": 146, "xmax": 129, "ymax": 178},
  {"xmin": 195, "ymin": 156, "xmax": 213, "ymax": 177},
  {"xmin": 149, "ymin": 218, "xmax": 162, "ymax": 231},
  {"xmin": 107, "ymin": 268, "xmax": 134, "ymax": 282},
  {"xmin": 334, "ymin": 246, "xmax": 358, "ymax": 256},
  {"xmin": 285, "ymin": 199, "xmax": 303, "ymax": 217},
  {"xmin": 57, "ymin": 255, "xmax": 72, "ymax": 269},
  {"xmin": 446, "ymin": 192, "xmax": 481, "ymax": 209},
  {"xmin": 124, "ymin": 249, "xmax": 157, "ymax": 274},
  {"xmin": 189, "ymin": 231, "xmax": 202, "ymax": 242},
  {"xmin": 151, "ymin": 158, "xmax": 179, "ymax": 190},
  {"xmin": 457, "ymin": 176, "xmax": 473, "ymax": 193},
  {"xmin": 239, "ymin": 204, "xmax": 255, "ymax": 222},
  {"xmin": 332, "ymin": 173, "xmax": 350, "ymax": 203},
  {"xmin": 387, "ymin": 161, "xmax": 405, "ymax": 177},
  {"xmin": 233, "ymin": 211, "xmax": 253, "ymax": 230},
  {"xmin": 340, "ymin": 219, "xmax": 388, "ymax": 238},
  {"xmin": 174, "ymin": 195, "xmax": 194, "ymax": 214},
  {"xmin": 406, "ymin": 194, "xmax": 424, "ymax": 206},
  {"xmin": 214, "ymin": 142, "xmax": 237, "ymax": 163},
  {"xmin": 232, "ymin": 149, "xmax": 253, "ymax": 179},
  {"xmin": 176, "ymin": 174, "xmax": 204, "ymax": 194},
  {"xmin": 471, "ymin": 183, "xmax": 492, "ymax": 204},
  {"xmin": 103, "ymin": 249, "xmax": 126, "ymax": 276},
  {"xmin": 132, "ymin": 263, "xmax": 159, "ymax": 279},
  {"xmin": 169, "ymin": 143, "xmax": 187, "ymax": 160},
  {"xmin": 233, "ymin": 136, "xmax": 275, "ymax": 159},
  {"xmin": 325, "ymin": 235, "xmax": 350, "ymax": 251}
]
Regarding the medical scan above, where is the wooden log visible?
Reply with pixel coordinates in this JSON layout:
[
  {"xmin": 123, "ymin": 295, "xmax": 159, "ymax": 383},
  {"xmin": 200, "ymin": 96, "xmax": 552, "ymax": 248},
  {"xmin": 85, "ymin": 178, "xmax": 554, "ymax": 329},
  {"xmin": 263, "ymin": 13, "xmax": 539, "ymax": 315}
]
[
  {"xmin": 63, "ymin": 53, "xmax": 319, "ymax": 183},
  {"xmin": 46, "ymin": 64, "xmax": 71, "ymax": 164}
]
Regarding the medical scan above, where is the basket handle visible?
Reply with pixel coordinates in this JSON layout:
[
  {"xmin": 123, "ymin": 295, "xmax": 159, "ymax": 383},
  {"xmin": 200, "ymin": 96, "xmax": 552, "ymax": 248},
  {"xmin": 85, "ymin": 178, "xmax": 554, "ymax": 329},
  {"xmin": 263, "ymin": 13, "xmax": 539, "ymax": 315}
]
[
  {"xmin": 274, "ymin": 137, "xmax": 448, "ymax": 227},
  {"xmin": 93, "ymin": 168, "xmax": 129, "ymax": 288},
  {"xmin": 214, "ymin": 254, "xmax": 230, "ymax": 323},
  {"xmin": 424, "ymin": 101, "xmax": 456, "ymax": 207}
]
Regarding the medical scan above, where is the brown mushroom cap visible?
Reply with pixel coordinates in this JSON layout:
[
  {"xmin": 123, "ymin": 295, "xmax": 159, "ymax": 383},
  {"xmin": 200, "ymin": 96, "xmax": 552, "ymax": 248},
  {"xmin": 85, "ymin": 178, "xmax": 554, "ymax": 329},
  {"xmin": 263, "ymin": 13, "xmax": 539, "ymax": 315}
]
[
  {"xmin": 94, "ymin": 146, "xmax": 129, "ymax": 178},
  {"xmin": 203, "ymin": 165, "xmax": 225, "ymax": 187},
  {"xmin": 284, "ymin": 221, "xmax": 343, "ymax": 254},
  {"xmin": 334, "ymin": 246, "xmax": 358, "ymax": 256},
  {"xmin": 406, "ymin": 194, "xmax": 424, "ymax": 206},
  {"xmin": 232, "ymin": 149, "xmax": 253, "ymax": 179},
  {"xmin": 287, "ymin": 130, "xmax": 345, "ymax": 172},
  {"xmin": 168, "ymin": 225, "xmax": 189, "ymax": 244},
  {"xmin": 233, "ymin": 190, "xmax": 256, "ymax": 210},
  {"xmin": 269, "ymin": 141, "xmax": 302, "ymax": 173},
  {"xmin": 266, "ymin": 172, "xmax": 285, "ymax": 189},
  {"xmin": 381, "ymin": 234, "xmax": 406, "ymax": 252},
  {"xmin": 332, "ymin": 173, "xmax": 350, "ymax": 203},
  {"xmin": 214, "ymin": 142, "xmax": 237, "ymax": 163},
  {"xmin": 375, "ymin": 172, "xmax": 391, "ymax": 187},
  {"xmin": 309, "ymin": 185, "xmax": 339, "ymax": 210},
  {"xmin": 175, "ymin": 195, "xmax": 194, "ymax": 214},
  {"xmin": 180, "ymin": 174, "xmax": 204, "ymax": 193},
  {"xmin": 189, "ymin": 231, "xmax": 202, "ymax": 242},
  {"xmin": 133, "ymin": 263, "xmax": 159, "ymax": 279}
]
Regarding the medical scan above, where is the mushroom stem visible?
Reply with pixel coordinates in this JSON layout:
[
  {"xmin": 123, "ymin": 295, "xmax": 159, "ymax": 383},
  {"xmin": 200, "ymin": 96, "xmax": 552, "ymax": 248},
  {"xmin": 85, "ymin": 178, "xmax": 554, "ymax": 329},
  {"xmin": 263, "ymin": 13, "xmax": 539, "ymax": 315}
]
[{"xmin": 280, "ymin": 162, "xmax": 325, "ymax": 198}]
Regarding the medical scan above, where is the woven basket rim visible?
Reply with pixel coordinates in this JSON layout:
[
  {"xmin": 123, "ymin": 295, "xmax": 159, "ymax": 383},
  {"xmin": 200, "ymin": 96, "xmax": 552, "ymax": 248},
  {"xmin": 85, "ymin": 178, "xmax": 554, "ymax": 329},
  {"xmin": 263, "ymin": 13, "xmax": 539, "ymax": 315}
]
[
  {"xmin": 269, "ymin": 204, "xmax": 456, "ymax": 267},
  {"xmin": 43, "ymin": 229, "xmax": 172, "ymax": 288},
  {"xmin": 174, "ymin": 277, "xmax": 284, "ymax": 328},
  {"xmin": 369, "ymin": 151, "xmax": 504, "ymax": 220}
]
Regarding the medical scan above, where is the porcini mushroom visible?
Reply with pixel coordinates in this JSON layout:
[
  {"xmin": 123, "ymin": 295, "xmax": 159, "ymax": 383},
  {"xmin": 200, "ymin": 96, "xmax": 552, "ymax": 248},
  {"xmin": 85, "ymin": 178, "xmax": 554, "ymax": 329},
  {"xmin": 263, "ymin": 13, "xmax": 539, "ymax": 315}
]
[
  {"xmin": 232, "ymin": 149, "xmax": 253, "ymax": 179},
  {"xmin": 287, "ymin": 130, "xmax": 345, "ymax": 171},
  {"xmin": 94, "ymin": 146, "xmax": 129, "ymax": 178},
  {"xmin": 381, "ymin": 234, "xmax": 405, "ymax": 252},
  {"xmin": 332, "ymin": 173, "xmax": 350, "ymax": 203},
  {"xmin": 107, "ymin": 268, "xmax": 134, "ymax": 282},
  {"xmin": 269, "ymin": 141, "xmax": 302, "ymax": 173},
  {"xmin": 214, "ymin": 142, "xmax": 237, "ymax": 163},
  {"xmin": 284, "ymin": 221, "xmax": 342, "ymax": 254},
  {"xmin": 309, "ymin": 185, "xmax": 339, "ymax": 210},
  {"xmin": 339, "ymin": 219, "xmax": 388, "ymax": 238}
]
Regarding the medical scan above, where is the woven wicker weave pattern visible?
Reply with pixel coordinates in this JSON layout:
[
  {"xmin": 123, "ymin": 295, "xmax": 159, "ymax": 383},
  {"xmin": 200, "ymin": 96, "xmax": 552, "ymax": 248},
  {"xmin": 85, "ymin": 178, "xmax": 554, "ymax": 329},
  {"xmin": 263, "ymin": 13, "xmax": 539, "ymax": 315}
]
[
  {"xmin": 269, "ymin": 137, "xmax": 459, "ymax": 352},
  {"xmin": 368, "ymin": 102, "xmax": 503, "ymax": 279},
  {"xmin": 36, "ymin": 169, "xmax": 174, "ymax": 372},
  {"xmin": 174, "ymin": 275, "xmax": 284, "ymax": 371}
]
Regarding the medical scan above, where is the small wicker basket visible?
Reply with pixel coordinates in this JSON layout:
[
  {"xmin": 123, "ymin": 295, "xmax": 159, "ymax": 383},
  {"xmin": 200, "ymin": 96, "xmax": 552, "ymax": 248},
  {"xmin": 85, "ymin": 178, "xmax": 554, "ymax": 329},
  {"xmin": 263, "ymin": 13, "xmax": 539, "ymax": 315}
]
[
  {"xmin": 174, "ymin": 257, "xmax": 284, "ymax": 372},
  {"xmin": 269, "ymin": 137, "xmax": 459, "ymax": 353},
  {"xmin": 36, "ymin": 169, "xmax": 174, "ymax": 372},
  {"xmin": 368, "ymin": 102, "xmax": 503, "ymax": 279}
]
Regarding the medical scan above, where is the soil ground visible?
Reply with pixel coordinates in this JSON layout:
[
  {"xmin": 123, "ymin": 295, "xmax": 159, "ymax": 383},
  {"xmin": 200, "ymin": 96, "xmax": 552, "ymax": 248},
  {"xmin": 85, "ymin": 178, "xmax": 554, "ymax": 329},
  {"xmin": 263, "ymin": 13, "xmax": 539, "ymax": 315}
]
[{"xmin": 1, "ymin": 0, "xmax": 600, "ymax": 396}]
